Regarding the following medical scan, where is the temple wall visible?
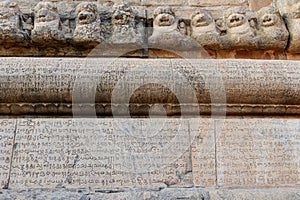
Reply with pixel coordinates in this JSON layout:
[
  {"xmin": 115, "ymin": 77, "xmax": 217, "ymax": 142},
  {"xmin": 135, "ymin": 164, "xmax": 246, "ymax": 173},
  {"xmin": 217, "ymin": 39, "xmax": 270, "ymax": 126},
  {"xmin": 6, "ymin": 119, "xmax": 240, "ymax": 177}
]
[{"xmin": 1, "ymin": 0, "xmax": 300, "ymax": 199}]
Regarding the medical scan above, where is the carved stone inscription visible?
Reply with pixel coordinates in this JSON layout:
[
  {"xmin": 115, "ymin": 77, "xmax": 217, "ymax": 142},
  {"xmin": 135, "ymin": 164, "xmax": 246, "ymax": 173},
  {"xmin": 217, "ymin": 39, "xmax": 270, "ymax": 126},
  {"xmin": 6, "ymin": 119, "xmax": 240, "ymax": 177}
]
[
  {"xmin": 191, "ymin": 118, "xmax": 216, "ymax": 186},
  {"xmin": 0, "ymin": 58, "xmax": 300, "ymax": 107},
  {"xmin": 0, "ymin": 120, "xmax": 15, "ymax": 188},
  {"xmin": 10, "ymin": 119, "xmax": 192, "ymax": 188},
  {"xmin": 217, "ymin": 119, "xmax": 300, "ymax": 187}
]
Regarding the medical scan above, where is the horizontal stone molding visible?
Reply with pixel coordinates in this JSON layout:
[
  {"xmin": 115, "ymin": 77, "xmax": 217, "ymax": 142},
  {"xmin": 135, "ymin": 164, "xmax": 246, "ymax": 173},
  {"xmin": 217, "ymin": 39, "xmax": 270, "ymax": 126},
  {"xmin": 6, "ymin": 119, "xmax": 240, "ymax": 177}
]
[{"xmin": 0, "ymin": 58, "xmax": 299, "ymax": 116}]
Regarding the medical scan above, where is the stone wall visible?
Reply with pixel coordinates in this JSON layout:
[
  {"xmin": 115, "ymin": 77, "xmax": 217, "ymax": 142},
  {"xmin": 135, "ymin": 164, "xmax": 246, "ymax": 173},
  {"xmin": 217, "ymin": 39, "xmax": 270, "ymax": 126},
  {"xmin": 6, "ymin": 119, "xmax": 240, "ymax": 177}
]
[{"xmin": 1, "ymin": 0, "xmax": 300, "ymax": 199}]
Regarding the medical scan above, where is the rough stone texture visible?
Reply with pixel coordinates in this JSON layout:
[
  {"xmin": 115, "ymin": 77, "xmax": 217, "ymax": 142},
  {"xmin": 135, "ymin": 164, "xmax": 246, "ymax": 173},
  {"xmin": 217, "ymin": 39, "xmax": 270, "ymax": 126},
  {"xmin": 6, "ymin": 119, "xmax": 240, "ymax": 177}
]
[
  {"xmin": 1, "ymin": 188, "xmax": 300, "ymax": 199},
  {"xmin": 257, "ymin": 6, "xmax": 289, "ymax": 50},
  {"xmin": 249, "ymin": 0, "xmax": 272, "ymax": 11},
  {"xmin": 208, "ymin": 188, "xmax": 300, "ymax": 200},
  {"xmin": 188, "ymin": 0, "xmax": 248, "ymax": 7},
  {"xmin": 73, "ymin": 2, "xmax": 103, "ymax": 45},
  {"xmin": 31, "ymin": 2, "xmax": 66, "ymax": 45}
]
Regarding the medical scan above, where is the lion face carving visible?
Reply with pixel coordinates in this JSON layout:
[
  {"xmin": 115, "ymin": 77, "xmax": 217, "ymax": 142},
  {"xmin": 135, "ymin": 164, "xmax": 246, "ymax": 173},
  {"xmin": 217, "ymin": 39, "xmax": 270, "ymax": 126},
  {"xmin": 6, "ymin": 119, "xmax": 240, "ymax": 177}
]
[
  {"xmin": 112, "ymin": 3, "xmax": 134, "ymax": 26},
  {"xmin": 76, "ymin": 2, "xmax": 97, "ymax": 25},
  {"xmin": 153, "ymin": 7, "xmax": 176, "ymax": 27},
  {"xmin": 191, "ymin": 10, "xmax": 214, "ymax": 28}
]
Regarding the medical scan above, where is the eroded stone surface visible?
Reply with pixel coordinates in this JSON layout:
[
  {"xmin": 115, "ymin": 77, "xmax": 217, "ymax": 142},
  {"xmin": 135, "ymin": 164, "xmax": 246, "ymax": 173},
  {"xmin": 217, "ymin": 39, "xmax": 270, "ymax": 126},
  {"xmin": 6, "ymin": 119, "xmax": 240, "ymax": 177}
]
[
  {"xmin": 0, "ymin": 1, "xmax": 28, "ymax": 44},
  {"xmin": 31, "ymin": 2, "xmax": 66, "ymax": 44},
  {"xmin": 220, "ymin": 7, "xmax": 258, "ymax": 50},
  {"xmin": 257, "ymin": 6, "xmax": 289, "ymax": 50},
  {"xmin": 0, "ymin": 58, "xmax": 299, "ymax": 115},
  {"xmin": 0, "ymin": 120, "xmax": 15, "ymax": 189},
  {"xmin": 73, "ymin": 2, "xmax": 103, "ymax": 45},
  {"xmin": 217, "ymin": 119, "xmax": 300, "ymax": 187},
  {"xmin": 10, "ymin": 118, "xmax": 193, "ymax": 189},
  {"xmin": 191, "ymin": 118, "xmax": 216, "ymax": 186}
]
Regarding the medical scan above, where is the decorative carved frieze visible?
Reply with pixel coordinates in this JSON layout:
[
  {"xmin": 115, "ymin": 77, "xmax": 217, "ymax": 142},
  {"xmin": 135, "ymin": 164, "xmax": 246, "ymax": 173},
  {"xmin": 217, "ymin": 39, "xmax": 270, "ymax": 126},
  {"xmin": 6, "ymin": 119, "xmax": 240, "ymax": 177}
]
[{"xmin": 0, "ymin": 1, "xmax": 298, "ymax": 56}]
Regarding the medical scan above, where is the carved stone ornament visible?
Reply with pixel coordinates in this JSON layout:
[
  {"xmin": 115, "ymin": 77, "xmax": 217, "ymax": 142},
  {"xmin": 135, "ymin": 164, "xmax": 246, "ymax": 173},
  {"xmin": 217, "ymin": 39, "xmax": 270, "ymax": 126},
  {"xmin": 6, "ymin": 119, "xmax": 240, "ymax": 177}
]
[
  {"xmin": 148, "ymin": 6, "xmax": 198, "ymax": 50},
  {"xmin": 221, "ymin": 7, "xmax": 258, "ymax": 50},
  {"xmin": 109, "ymin": 3, "xmax": 143, "ymax": 46},
  {"xmin": 0, "ymin": 0, "xmax": 27, "ymax": 43},
  {"xmin": 257, "ymin": 6, "xmax": 289, "ymax": 50},
  {"xmin": 191, "ymin": 9, "xmax": 221, "ymax": 50},
  {"xmin": 286, "ymin": 2, "xmax": 300, "ymax": 53},
  {"xmin": 73, "ymin": 2, "xmax": 103, "ymax": 44},
  {"xmin": 31, "ymin": 2, "xmax": 65, "ymax": 44}
]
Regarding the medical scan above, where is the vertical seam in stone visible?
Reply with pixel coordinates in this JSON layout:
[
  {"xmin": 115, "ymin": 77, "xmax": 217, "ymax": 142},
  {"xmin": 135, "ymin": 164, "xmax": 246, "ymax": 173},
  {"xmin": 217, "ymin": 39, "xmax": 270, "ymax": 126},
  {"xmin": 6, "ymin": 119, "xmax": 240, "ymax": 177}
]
[
  {"xmin": 5, "ymin": 119, "xmax": 18, "ymax": 189},
  {"xmin": 214, "ymin": 119, "xmax": 218, "ymax": 187}
]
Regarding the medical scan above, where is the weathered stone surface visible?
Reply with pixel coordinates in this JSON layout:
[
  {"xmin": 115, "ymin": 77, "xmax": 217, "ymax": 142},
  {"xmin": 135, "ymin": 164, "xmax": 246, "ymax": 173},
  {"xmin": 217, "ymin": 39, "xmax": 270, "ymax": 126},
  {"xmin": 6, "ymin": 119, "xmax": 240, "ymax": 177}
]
[
  {"xmin": 0, "ymin": 1, "xmax": 297, "ymax": 56},
  {"xmin": 191, "ymin": 118, "xmax": 216, "ymax": 186},
  {"xmin": 109, "ymin": 3, "xmax": 144, "ymax": 47},
  {"xmin": 216, "ymin": 119, "xmax": 300, "ymax": 187},
  {"xmin": 188, "ymin": 0, "xmax": 248, "ymax": 7},
  {"xmin": 220, "ymin": 7, "xmax": 258, "ymax": 50},
  {"xmin": 209, "ymin": 188, "xmax": 300, "ymax": 200},
  {"xmin": 73, "ymin": 2, "xmax": 103, "ymax": 45},
  {"xmin": 0, "ymin": 58, "xmax": 299, "ymax": 115},
  {"xmin": 10, "ymin": 118, "xmax": 193, "ymax": 189},
  {"xmin": 0, "ymin": 120, "xmax": 15, "ymax": 189},
  {"xmin": 0, "ymin": 1, "xmax": 28, "ymax": 44},
  {"xmin": 148, "ymin": 6, "xmax": 199, "ymax": 51},
  {"xmin": 1, "ymin": 188, "xmax": 300, "ymax": 200},
  {"xmin": 31, "ymin": 2, "xmax": 66, "ymax": 44},
  {"xmin": 257, "ymin": 6, "xmax": 289, "ymax": 50},
  {"xmin": 190, "ymin": 9, "xmax": 221, "ymax": 50},
  {"xmin": 286, "ymin": 2, "xmax": 300, "ymax": 53},
  {"xmin": 249, "ymin": 0, "xmax": 272, "ymax": 10}
]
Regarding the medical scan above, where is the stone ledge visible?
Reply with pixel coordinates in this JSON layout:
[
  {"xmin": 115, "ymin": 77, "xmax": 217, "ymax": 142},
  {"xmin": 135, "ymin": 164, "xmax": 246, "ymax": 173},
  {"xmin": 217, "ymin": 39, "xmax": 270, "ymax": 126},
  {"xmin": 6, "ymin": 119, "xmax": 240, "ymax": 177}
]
[
  {"xmin": 0, "ymin": 58, "xmax": 299, "ymax": 116},
  {"xmin": 0, "ymin": 187, "xmax": 299, "ymax": 199}
]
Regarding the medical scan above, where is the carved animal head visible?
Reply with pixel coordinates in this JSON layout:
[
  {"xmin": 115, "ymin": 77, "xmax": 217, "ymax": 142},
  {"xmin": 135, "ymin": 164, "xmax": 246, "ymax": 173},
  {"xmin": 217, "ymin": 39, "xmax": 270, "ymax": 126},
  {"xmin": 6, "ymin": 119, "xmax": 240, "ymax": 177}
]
[
  {"xmin": 112, "ymin": 3, "xmax": 134, "ymax": 26},
  {"xmin": 0, "ymin": 0, "xmax": 20, "ymax": 20},
  {"xmin": 34, "ymin": 2, "xmax": 59, "ymax": 23},
  {"xmin": 258, "ymin": 6, "xmax": 281, "ymax": 27},
  {"xmin": 153, "ymin": 6, "xmax": 176, "ymax": 27},
  {"xmin": 76, "ymin": 2, "xmax": 98, "ymax": 25},
  {"xmin": 224, "ymin": 7, "xmax": 247, "ymax": 28},
  {"xmin": 191, "ymin": 9, "xmax": 214, "ymax": 27},
  {"xmin": 290, "ymin": 2, "xmax": 300, "ymax": 19}
]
